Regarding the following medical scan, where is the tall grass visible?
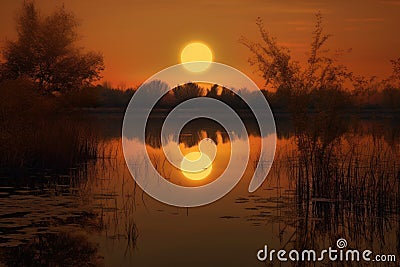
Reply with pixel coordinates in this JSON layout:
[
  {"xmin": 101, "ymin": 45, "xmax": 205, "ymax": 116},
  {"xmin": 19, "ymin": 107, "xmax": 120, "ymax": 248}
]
[
  {"xmin": 0, "ymin": 79, "xmax": 100, "ymax": 175},
  {"xmin": 264, "ymin": 119, "xmax": 400, "ymax": 265}
]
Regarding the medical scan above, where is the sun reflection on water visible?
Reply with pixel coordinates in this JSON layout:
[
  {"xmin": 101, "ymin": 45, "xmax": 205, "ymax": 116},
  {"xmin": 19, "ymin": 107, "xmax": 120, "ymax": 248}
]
[{"xmin": 180, "ymin": 151, "xmax": 213, "ymax": 180}]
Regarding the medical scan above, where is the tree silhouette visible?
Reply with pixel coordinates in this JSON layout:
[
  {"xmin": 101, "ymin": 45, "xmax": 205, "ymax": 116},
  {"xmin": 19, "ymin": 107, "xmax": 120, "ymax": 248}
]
[
  {"xmin": 240, "ymin": 13, "xmax": 352, "ymax": 96},
  {"xmin": 172, "ymin": 82, "xmax": 204, "ymax": 103},
  {"xmin": 206, "ymin": 84, "xmax": 219, "ymax": 98},
  {"xmin": 1, "ymin": 2, "xmax": 104, "ymax": 92},
  {"xmin": 389, "ymin": 57, "xmax": 400, "ymax": 87}
]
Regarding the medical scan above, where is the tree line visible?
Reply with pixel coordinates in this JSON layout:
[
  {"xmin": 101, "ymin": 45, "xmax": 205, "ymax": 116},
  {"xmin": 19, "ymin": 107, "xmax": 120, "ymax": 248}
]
[{"xmin": 0, "ymin": 2, "xmax": 399, "ymax": 112}]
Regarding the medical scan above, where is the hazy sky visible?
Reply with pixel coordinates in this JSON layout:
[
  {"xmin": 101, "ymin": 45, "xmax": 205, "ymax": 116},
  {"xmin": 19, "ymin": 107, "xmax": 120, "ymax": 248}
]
[{"xmin": 1, "ymin": 0, "xmax": 399, "ymax": 88}]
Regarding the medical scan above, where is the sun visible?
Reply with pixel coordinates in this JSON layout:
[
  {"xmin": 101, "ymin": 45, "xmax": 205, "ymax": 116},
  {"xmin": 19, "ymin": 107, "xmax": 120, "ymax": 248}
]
[
  {"xmin": 180, "ymin": 42, "xmax": 213, "ymax": 72},
  {"xmin": 180, "ymin": 151, "xmax": 212, "ymax": 181}
]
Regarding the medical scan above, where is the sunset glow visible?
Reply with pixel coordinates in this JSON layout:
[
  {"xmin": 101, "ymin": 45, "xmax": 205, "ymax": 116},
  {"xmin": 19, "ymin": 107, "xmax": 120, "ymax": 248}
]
[
  {"xmin": 1, "ymin": 0, "xmax": 399, "ymax": 265},
  {"xmin": 1, "ymin": 1, "xmax": 399, "ymax": 87}
]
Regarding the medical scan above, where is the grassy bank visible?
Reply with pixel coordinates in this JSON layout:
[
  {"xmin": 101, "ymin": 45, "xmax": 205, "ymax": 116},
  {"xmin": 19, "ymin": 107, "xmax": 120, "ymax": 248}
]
[{"xmin": 0, "ymin": 80, "xmax": 100, "ymax": 176}]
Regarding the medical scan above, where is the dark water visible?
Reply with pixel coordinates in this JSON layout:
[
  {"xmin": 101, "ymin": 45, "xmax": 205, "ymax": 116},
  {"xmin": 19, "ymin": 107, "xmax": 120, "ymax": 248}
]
[{"xmin": 1, "ymin": 113, "xmax": 399, "ymax": 266}]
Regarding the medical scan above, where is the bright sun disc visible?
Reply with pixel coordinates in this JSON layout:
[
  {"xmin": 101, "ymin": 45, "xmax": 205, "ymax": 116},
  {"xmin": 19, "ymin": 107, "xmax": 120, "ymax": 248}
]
[
  {"xmin": 180, "ymin": 151, "xmax": 212, "ymax": 181},
  {"xmin": 180, "ymin": 42, "xmax": 213, "ymax": 72}
]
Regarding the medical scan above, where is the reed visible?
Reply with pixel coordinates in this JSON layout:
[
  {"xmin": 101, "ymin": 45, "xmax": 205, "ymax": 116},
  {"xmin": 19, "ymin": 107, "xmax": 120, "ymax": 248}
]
[
  {"xmin": 0, "ymin": 79, "xmax": 100, "ymax": 175},
  {"xmin": 265, "ymin": 121, "xmax": 400, "ymax": 265}
]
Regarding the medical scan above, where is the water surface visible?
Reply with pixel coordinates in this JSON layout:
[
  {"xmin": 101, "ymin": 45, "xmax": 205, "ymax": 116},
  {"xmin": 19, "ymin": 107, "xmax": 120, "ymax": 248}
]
[{"xmin": 1, "ymin": 113, "xmax": 399, "ymax": 266}]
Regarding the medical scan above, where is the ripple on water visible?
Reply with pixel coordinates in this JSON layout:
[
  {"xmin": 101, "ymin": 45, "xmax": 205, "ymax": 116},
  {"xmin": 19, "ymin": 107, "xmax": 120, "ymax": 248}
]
[{"xmin": 0, "ymin": 185, "xmax": 97, "ymax": 248}]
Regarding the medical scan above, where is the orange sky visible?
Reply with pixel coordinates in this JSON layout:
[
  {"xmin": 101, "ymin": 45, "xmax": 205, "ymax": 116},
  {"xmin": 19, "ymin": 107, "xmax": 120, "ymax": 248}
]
[{"xmin": 1, "ymin": 0, "xmax": 399, "ymax": 88}]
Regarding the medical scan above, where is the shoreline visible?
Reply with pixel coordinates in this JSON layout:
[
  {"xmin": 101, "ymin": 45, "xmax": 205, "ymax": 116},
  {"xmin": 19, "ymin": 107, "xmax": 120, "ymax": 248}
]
[{"xmin": 71, "ymin": 107, "xmax": 400, "ymax": 119}]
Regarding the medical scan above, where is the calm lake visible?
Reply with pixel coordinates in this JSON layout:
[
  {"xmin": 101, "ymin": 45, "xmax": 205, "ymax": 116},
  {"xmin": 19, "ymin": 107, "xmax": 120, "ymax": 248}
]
[{"xmin": 1, "ymin": 112, "xmax": 399, "ymax": 266}]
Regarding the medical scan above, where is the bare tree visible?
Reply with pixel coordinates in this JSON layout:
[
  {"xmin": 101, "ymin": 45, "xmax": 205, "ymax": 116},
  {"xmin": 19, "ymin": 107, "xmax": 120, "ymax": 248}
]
[
  {"xmin": 239, "ymin": 17, "xmax": 299, "ymax": 92},
  {"xmin": 1, "ymin": 2, "xmax": 104, "ymax": 92},
  {"xmin": 241, "ymin": 13, "xmax": 354, "ymax": 158},
  {"xmin": 240, "ymin": 13, "xmax": 352, "ymax": 96}
]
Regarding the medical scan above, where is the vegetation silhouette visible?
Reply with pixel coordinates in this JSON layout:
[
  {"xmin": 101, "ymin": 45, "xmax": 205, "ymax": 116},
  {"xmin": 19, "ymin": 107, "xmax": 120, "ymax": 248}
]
[
  {"xmin": 0, "ymin": 2, "xmax": 400, "ymax": 266},
  {"xmin": 0, "ymin": 1, "xmax": 104, "ymax": 93},
  {"xmin": 0, "ymin": 2, "xmax": 105, "ymax": 175},
  {"xmin": 237, "ymin": 15, "xmax": 400, "ymax": 264},
  {"xmin": 240, "ymin": 13, "xmax": 400, "ymax": 114}
]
